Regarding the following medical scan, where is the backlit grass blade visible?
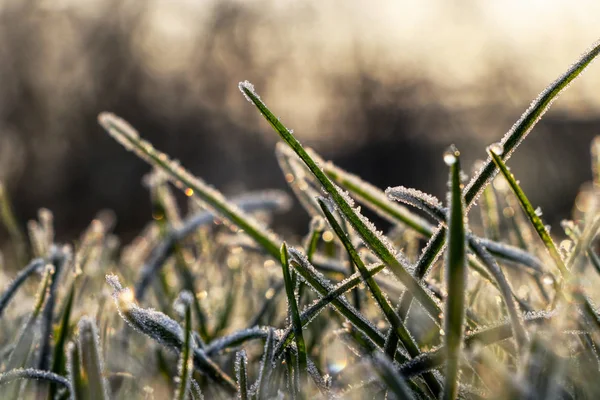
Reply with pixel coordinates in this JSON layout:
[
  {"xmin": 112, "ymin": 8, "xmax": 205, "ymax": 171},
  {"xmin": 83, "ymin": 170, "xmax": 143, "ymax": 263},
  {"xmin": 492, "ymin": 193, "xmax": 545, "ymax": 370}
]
[
  {"xmin": 98, "ymin": 113, "xmax": 281, "ymax": 260},
  {"xmin": 480, "ymin": 184, "xmax": 501, "ymax": 241},
  {"xmin": 388, "ymin": 181, "xmax": 534, "ymax": 335},
  {"xmin": 442, "ymin": 146, "xmax": 467, "ymax": 400},
  {"xmin": 49, "ymin": 278, "xmax": 76, "ymax": 400},
  {"xmin": 399, "ymin": 312, "xmax": 554, "ymax": 379},
  {"xmin": 372, "ymin": 353, "xmax": 415, "ymax": 400},
  {"xmin": 317, "ymin": 197, "xmax": 442, "ymax": 396},
  {"xmin": 280, "ymin": 242, "xmax": 307, "ymax": 393},
  {"xmin": 174, "ymin": 292, "xmax": 194, "ymax": 400},
  {"xmin": 239, "ymin": 81, "xmax": 441, "ymax": 322},
  {"xmin": 397, "ymin": 39, "xmax": 600, "ymax": 312},
  {"xmin": 464, "ymin": 40, "xmax": 600, "ymax": 207},
  {"xmin": 67, "ymin": 342, "xmax": 85, "ymax": 400},
  {"xmin": 78, "ymin": 317, "xmax": 109, "ymax": 400},
  {"xmin": 0, "ymin": 181, "xmax": 27, "ymax": 265},
  {"xmin": 487, "ymin": 144, "xmax": 567, "ymax": 276},
  {"xmin": 254, "ymin": 327, "xmax": 275, "ymax": 400},
  {"xmin": 106, "ymin": 275, "xmax": 237, "ymax": 393},
  {"xmin": 273, "ymin": 263, "xmax": 386, "ymax": 358},
  {"xmin": 5, "ymin": 264, "xmax": 54, "ymax": 400},
  {"xmin": 0, "ymin": 258, "xmax": 44, "ymax": 318},
  {"xmin": 135, "ymin": 191, "xmax": 289, "ymax": 302},
  {"xmin": 0, "ymin": 369, "xmax": 71, "ymax": 393},
  {"xmin": 235, "ymin": 350, "xmax": 249, "ymax": 400}
]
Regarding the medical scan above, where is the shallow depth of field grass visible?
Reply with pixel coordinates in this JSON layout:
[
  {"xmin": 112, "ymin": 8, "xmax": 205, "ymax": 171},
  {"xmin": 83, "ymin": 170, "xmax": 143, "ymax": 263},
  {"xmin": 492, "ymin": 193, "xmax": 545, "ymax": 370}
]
[{"xmin": 1, "ymin": 39, "xmax": 600, "ymax": 399}]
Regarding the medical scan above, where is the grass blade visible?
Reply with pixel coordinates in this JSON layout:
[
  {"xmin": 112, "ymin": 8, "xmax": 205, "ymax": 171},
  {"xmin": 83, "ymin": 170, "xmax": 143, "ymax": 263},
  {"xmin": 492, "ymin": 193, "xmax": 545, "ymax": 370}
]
[
  {"xmin": 464, "ymin": 40, "xmax": 600, "ymax": 207},
  {"xmin": 235, "ymin": 350, "xmax": 249, "ymax": 400},
  {"xmin": 67, "ymin": 341, "xmax": 85, "ymax": 400},
  {"xmin": 98, "ymin": 113, "xmax": 281, "ymax": 260},
  {"xmin": 174, "ymin": 292, "xmax": 194, "ymax": 400},
  {"xmin": 317, "ymin": 197, "xmax": 441, "ymax": 396},
  {"xmin": 239, "ymin": 81, "xmax": 441, "ymax": 323},
  {"xmin": 106, "ymin": 274, "xmax": 237, "ymax": 393},
  {"xmin": 280, "ymin": 242, "xmax": 307, "ymax": 393},
  {"xmin": 442, "ymin": 146, "xmax": 467, "ymax": 400},
  {"xmin": 0, "ymin": 258, "xmax": 44, "ymax": 318},
  {"xmin": 254, "ymin": 327, "xmax": 276, "ymax": 400},
  {"xmin": 48, "ymin": 278, "xmax": 77, "ymax": 400},
  {"xmin": 78, "ymin": 316, "xmax": 109, "ymax": 400},
  {"xmin": 0, "ymin": 369, "xmax": 71, "ymax": 393},
  {"xmin": 372, "ymin": 353, "xmax": 415, "ymax": 400},
  {"xmin": 487, "ymin": 144, "xmax": 567, "ymax": 276}
]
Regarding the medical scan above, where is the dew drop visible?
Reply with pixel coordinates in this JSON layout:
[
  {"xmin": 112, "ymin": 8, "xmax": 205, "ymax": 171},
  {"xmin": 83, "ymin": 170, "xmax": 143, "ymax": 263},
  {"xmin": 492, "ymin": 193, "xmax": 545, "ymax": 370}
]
[
  {"xmin": 534, "ymin": 207, "xmax": 543, "ymax": 217},
  {"xmin": 489, "ymin": 142, "xmax": 504, "ymax": 156},
  {"xmin": 443, "ymin": 152, "xmax": 457, "ymax": 166}
]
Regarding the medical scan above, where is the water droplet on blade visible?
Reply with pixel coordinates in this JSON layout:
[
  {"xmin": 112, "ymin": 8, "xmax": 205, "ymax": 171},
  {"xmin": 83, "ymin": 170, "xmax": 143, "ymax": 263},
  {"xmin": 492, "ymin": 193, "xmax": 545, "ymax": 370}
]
[{"xmin": 489, "ymin": 142, "xmax": 504, "ymax": 156}]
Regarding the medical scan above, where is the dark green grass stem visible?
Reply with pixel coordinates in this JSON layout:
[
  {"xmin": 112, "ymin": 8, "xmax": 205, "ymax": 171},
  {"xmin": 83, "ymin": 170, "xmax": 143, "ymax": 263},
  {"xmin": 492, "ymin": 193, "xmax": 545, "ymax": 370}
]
[
  {"xmin": 464, "ymin": 40, "xmax": 600, "ymax": 208},
  {"xmin": 239, "ymin": 82, "xmax": 441, "ymax": 323},
  {"xmin": 383, "ymin": 39, "xmax": 600, "ymax": 325},
  {"xmin": 174, "ymin": 295, "xmax": 193, "ymax": 400},
  {"xmin": 235, "ymin": 350, "xmax": 249, "ymax": 400},
  {"xmin": 488, "ymin": 146, "xmax": 567, "ymax": 276},
  {"xmin": 48, "ymin": 278, "xmax": 76, "ymax": 400},
  {"xmin": 78, "ymin": 317, "xmax": 109, "ymax": 400},
  {"xmin": 372, "ymin": 353, "xmax": 415, "ymax": 400},
  {"xmin": 318, "ymin": 198, "xmax": 441, "ymax": 397},
  {"xmin": 67, "ymin": 342, "xmax": 85, "ymax": 400},
  {"xmin": 0, "ymin": 369, "xmax": 72, "ymax": 393},
  {"xmin": 443, "ymin": 147, "xmax": 467, "ymax": 400},
  {"xmin": 99, "ymin": 113, "xmax": 281, "ymax": 261},
  {"xmin": 280, "ymin": 242, "xmax": 307, "ymax": 391},
  {"xmin": 0, "ymin": 258, "xmax": 44, "ymax": 318}
]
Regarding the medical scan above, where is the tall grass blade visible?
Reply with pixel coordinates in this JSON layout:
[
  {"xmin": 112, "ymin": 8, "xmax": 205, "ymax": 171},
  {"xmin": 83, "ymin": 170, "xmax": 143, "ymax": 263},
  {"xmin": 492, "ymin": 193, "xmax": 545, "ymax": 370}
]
[
  {"xmin": 235, "ymin": 350, "xmax": 249, "ymax": 400},
  {"xmin": 106, "ymin": 274, "xmax": 237, "ymax": 393},
  {"xmin": 67, "ymin": 342, "xmax": 85, "ymax": 400},
  {"xmin": 442, "ymin": 146, "xmax": 467, "ymax": 400},
  {"xmin": 98, "ymin": 113, "xmax": 281, "ymax": 260},
  {"xmin": 173, "ymin": 292, "xmax": 194, "ymax": 400},
  {"xmin": 372, "ymin": 353, "xmax": 415, "ymax": 400},
  {"xmin": 464, "ymin": 40, "xmax": 600, "ymax": 207},
  {"xmin": 317, "ymin": 197, "xmax": 441, "ymax": 396},
  {"xmin": 78, "ymin": 316, "xmax": 109, "ymax": 400},
  {"xmin": 254, "ymin": 327, "xmax": 275, "ymax": 400},
  {"xmin": 49, "ymin": 278, "xmax": 77, "ymax": 400},
  {"xmin": 0, "ymin": 369, "xmax": 71, "ymax": 393},
  {"xmin": 0, "ymin": 258, "xmax": 44, "ymax": 318},
  {"xmin": 280, "ymin": 242, "xmax": 307, "ymax": 394},
  {"xmin": 239, "ymin": 81, "xmax": 441, "ymax": 322},
  {"xmin": 487, "ymin": 145, "xmax": 567, "ymax": 276}
]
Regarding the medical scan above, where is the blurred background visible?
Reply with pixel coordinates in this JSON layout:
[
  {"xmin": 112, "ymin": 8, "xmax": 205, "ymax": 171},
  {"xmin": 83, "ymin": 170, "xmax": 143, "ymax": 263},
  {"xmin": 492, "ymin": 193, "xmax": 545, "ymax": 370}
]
[{"xmin": 1, "ymin": 0, "xmax": 599, "ymax": 250}]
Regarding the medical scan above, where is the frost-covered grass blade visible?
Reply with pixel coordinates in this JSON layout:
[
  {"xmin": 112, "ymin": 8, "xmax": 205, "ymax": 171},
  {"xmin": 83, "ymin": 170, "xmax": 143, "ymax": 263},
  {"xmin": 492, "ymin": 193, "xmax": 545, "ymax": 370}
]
[{"xmin": 442, "ymin": 146, "xmax": 467, "ymax": 400}]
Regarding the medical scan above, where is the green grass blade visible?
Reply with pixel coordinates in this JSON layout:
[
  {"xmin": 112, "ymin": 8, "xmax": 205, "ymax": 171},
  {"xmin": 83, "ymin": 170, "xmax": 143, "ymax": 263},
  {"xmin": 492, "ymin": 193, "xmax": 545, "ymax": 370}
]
[
  {"xmin": 464, "ymin": 40, "xmax": 600, "ymax": 207},
  {"xmin": 255, "ymin": 327, "xmax": 275, "ymax": 400},
  {"xmin": 274, "ymin": 263, "xmax": 387, "ymax": 358},
  {"xmin": 487, "ymin": 145, "xmax": 567, "ymax": 276},
  {"xmin": 67, "ymin": 342, "xmax": 85, "ymax": 400},
  {"xmin": 48, "ymin": 278, "xmax": 76, "ymax": 400},
  {"xmin": 280, "ymin": 242, "xmax": 307, "ymax": 393},
  {"xmin": 393, "ymin": 40, "xmax": 600, "ymax": 321},
  {"xmin": 98, "ymin": 113, "xmax": 281, "ymax": 260},
  {"xmin": 78, "ymin": 317, "xmax": 109, "ymax": 400},
  {"xmin": 317, "ymin": 197, "xmax": 443, "ymax": 395},
  {"xmin": 0, "ymin": 258, "xmax": 44, "ymax": 318},
  {"xmin": 174, "ymin": 292, "xmax": 194, "ymax": 400},
  {"xmin": 0, "ymin": 368, "xmax": 72, "ymax": 393},
  {"xmin": 106, "ymin": 275, "xmax": 237, "ymax": 393},
  {"xmin": 442, "ymin": 147, "xmax": 467, "ymax": 400},
  {"xmin": 235, "ymin": 350, "xmax": 249, "ymax": 400},
  {"xmin": 372, "ymin": 353, "xmax": 415, "ymax": 400},
  {"xmin": 239, "ymin": 81, "xmax": 441, "ymax": 323}
]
